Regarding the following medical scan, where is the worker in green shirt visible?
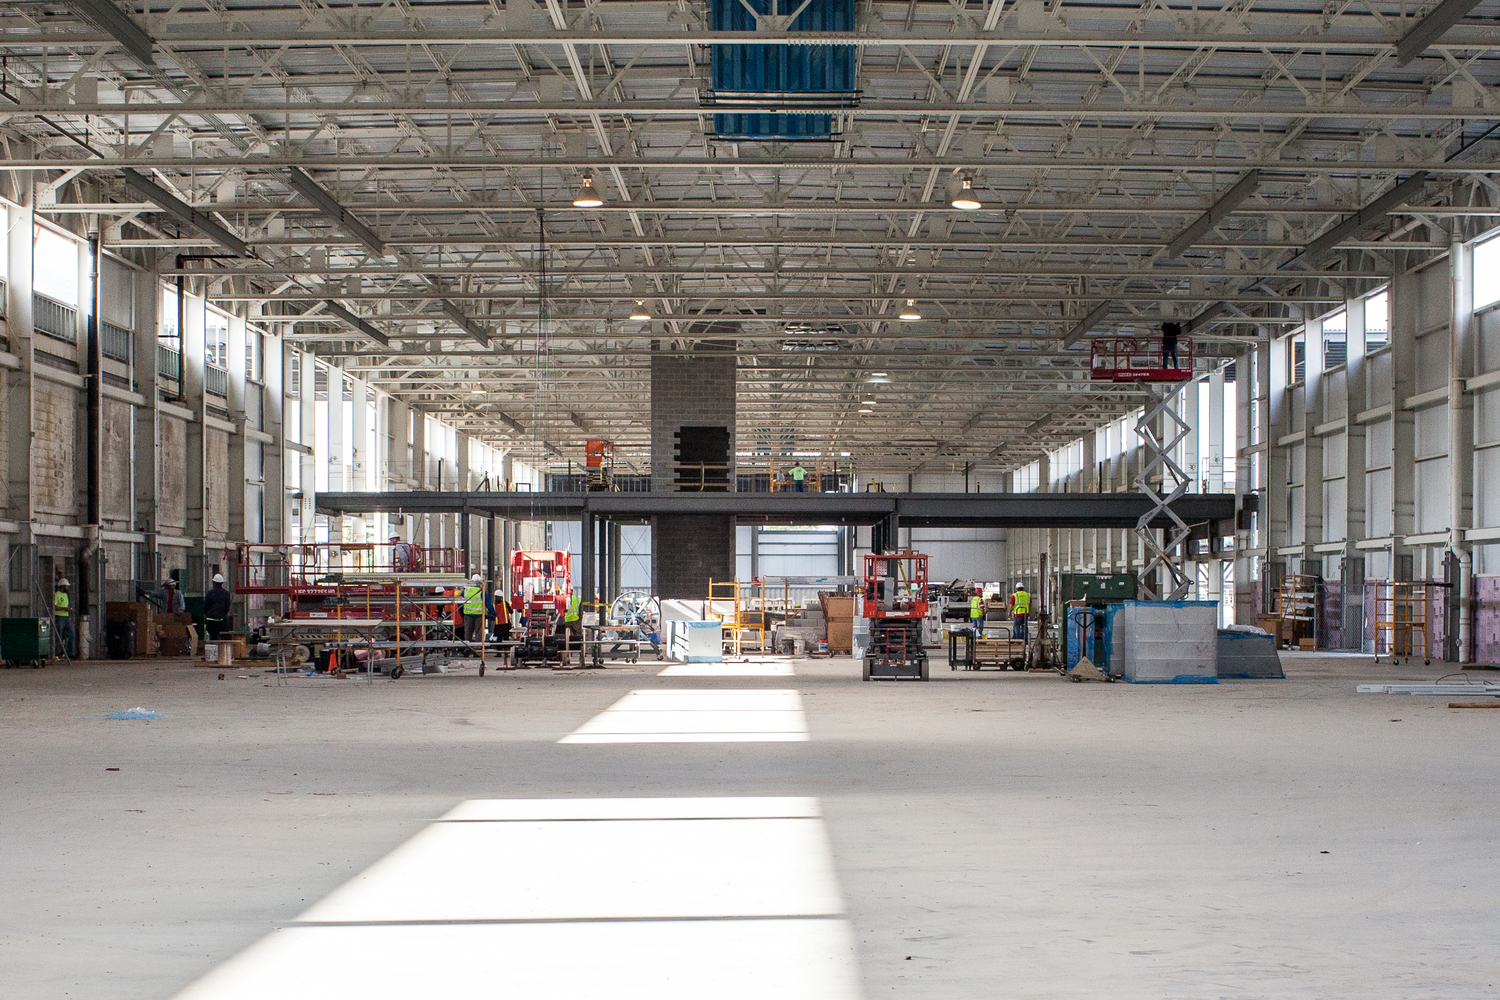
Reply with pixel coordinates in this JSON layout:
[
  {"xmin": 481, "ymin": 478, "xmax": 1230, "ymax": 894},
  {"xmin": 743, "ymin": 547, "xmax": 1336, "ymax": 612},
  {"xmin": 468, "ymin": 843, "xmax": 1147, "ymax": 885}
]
[
  {"xmin": 461, "ymin": 574, "xmax": 486, "ymax": 643},
  {"xmin": 1010, "ymin": 583, "xmax": 1031, "ymax": 643},
  {"xmin": 53, "ymin": 578, "xmax": 75, "ymax": 659},
  {"xmin": 790, "ymin": 462, "xmax": 808, "ymax": 492}
]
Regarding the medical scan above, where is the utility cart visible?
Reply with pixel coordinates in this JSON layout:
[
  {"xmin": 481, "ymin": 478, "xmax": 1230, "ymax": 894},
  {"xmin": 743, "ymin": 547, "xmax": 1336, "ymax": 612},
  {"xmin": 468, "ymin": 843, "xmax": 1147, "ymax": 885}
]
[{"xmin": 861, "ymin": 551, "xmax": 930, "ymax": 681}]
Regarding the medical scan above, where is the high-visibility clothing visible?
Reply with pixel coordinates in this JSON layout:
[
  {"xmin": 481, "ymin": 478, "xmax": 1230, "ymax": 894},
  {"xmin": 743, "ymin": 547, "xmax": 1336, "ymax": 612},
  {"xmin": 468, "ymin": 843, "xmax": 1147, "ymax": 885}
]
[
  {"xmin": 463, "ymin": 586, "xmax": 485, "ymax": 616},
  {"xmin": 790, "ymin": 466, "xmax": 806, "ymax": 481},
  {"xmin": 54, "ymin": 591, "xmax": 70, "ymax": 617},
  {"xmin": 1012, "ymin": 589, "xmax": 1031, "ymax": 615},
  {"xmin": 969, "ymin": 595, "xmax": 983, "ymax": 619},
  {"xmin": 564, "ymin": 594, "xmax": 582, "ymax": 622}
]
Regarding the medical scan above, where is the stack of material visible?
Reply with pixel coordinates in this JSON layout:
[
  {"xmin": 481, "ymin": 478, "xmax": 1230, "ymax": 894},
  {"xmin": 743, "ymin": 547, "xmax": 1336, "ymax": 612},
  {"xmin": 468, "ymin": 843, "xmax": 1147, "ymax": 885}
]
[
  {"xmin": 1110, "ymin": 600, "xmax": 1218, "ymax": 683},
  {"xmin": 820, "ymin": 594, "xmax": 855, "ymax": 653},
  {"xmin": 157, "ymin": 612, "xmax": 196, "ymax": 657},
  {"xmin": 774, "ymin": 600, "xmax": 826, "ymax": 653},
  {"xmin": 105, "ymin": 602, "xmax": 159, "ymax": 657}
]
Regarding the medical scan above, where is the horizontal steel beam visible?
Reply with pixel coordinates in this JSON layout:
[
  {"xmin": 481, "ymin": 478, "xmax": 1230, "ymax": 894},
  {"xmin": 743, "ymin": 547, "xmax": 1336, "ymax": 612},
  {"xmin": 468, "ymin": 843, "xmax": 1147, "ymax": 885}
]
[
  {"xmin": 316, "ymin": 489, "xmax": 1236, "ymax": 528},
  {"xmin": 5, "ymin": 25, "xmax": 1484, "ymax": 50}
]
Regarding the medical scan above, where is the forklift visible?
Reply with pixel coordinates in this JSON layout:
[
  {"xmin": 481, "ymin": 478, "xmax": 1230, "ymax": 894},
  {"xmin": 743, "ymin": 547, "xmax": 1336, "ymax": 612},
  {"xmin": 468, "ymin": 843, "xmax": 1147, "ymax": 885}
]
[{"xmin": 861, "ymin": 551, "xmax": 930, "ymax": 681}]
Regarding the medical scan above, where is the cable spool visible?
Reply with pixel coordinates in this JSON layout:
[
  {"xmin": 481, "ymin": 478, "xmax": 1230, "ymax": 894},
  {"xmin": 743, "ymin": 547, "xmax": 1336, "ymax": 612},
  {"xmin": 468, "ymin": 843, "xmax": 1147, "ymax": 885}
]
[{"xmin": 290, "ymin": 644, "xmax": 311, "ymax": 665}]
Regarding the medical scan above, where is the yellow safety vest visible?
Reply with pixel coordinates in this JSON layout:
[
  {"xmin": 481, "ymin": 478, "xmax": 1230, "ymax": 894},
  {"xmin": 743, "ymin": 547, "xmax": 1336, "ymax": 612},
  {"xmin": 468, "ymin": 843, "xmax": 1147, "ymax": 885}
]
[
  {"xmin": 564, "ymin": 594, "xmax": 582, "ymax": 622},
  {"xmin": 969, "ymin": 595, "xmax": 983, "ymax": 618},
  {"xmin": 1012, "ymin": 590, "xmax": 1030, "ymax": 615},
  {"xmin": 54, "ymin": 591, "xmax": 70, "ymax": 617},
  {"xmin": 463, "ymin": 586, "xmax": 485, "ymax": 616}
]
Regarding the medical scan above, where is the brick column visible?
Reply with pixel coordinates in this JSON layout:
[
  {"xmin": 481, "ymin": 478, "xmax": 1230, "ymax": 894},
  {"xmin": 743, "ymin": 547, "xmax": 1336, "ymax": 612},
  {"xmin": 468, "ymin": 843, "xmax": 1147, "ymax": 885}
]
[{"xmin": 650, "ymin": 343, "xmax": 737, "ymax": 599}]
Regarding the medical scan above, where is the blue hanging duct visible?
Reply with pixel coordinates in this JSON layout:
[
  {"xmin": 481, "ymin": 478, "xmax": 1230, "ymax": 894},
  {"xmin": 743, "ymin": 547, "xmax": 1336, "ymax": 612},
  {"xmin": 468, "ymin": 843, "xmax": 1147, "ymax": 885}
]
[{"xmin": 709, "ymin": 0, "xmax": 858, "ymax": 141}]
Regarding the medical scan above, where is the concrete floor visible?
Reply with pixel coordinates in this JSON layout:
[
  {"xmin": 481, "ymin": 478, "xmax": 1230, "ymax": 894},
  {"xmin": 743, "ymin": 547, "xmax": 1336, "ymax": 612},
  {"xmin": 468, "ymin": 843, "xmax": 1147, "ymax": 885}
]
[{"xmin": 2, "ymin": 651, "xmax": 1497, "ymax": 999}]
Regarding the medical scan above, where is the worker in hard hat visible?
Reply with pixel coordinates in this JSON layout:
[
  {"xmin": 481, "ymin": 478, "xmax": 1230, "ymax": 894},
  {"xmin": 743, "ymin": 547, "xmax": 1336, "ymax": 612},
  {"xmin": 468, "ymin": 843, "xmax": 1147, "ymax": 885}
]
[
  {"xmin": 968, "ymin": 586, "xmax": 984, "ymax": 632},
  {"xmin": 390, "ymin": 533, "xmax": 413, "ymax": 572},
  {"xmin": 53, "ymin": 578, "xmax": 75, "ymax": 659},
  {"xmin": 555, "ymin": 590, "xmax": 584, "ymax": 654},
  {"xmin": 1009, "ymin": 582, "xmax": 1031, "ymax": 644},
  {"xmin": 204, "ymin": 572, "xmax": 232, "ymax": 640},
  {"xmin": 462, "ymin": 573, "xmax": 486, "ymax": 643},
  {"xmin": 163, "ymin": 577, "xmax": 186, "ymax": 613}
]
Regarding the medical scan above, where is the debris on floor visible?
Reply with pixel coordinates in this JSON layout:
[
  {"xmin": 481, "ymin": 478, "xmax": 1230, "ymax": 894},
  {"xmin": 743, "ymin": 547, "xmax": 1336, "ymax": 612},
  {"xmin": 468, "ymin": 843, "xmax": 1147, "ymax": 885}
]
[{"xmin": 105, "ymin": 707, "xmax": 164, "ymax": 720}]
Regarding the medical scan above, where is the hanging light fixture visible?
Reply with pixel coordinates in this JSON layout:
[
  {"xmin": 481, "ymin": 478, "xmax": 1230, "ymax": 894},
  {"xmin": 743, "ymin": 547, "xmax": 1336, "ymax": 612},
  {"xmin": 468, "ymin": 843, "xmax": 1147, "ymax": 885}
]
[
  {"xmin": 572, "ymin": 175, "xmax": 604, "ymax": 208},
  {"xmin": 899, "ymin": 299, "xmax": 922, "ymax": 321},
  {"xmin": 629, "ymin": 300, "xmax": 652, "ymax": 321},
  {"xmin": 948, "ymin": 174, "xmax": 982, "ymax": 211}
]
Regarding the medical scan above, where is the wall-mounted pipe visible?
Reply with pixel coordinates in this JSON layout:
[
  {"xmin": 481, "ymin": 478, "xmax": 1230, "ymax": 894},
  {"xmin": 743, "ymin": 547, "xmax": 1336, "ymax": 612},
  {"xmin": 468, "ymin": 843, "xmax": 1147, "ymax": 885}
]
[{"xmin": 1450, "ymin": 234, "xmax": 1472, "ymax": 663}]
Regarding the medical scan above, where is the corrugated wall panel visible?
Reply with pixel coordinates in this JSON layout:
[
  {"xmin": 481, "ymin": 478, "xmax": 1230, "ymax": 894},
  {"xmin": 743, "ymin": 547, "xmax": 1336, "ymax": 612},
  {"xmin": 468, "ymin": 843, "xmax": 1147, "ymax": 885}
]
[{"xmin": 710, "ymin": 0, "xmax": 856, "ymax": 141}]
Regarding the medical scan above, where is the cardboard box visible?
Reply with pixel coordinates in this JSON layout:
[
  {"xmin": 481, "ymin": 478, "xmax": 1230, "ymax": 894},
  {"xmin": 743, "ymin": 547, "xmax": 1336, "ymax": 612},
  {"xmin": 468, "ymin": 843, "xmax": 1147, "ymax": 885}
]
[
  {"xmin": 158, "ymin": 613, "xmax": 195, "ymax": 657},
  {"xmin": 826, "ymin": 620, "xmax": 853, "ymax": 654},
  {"xmin": 106, "ymin": 602, "xmax": 158, "ymax": 656},
  {"xmin": 1298, "ymin": 637, "xmax": 1317, "ymax": 651},
  {"xmin": 820, "ymin": 595, "xmax": 855, "ymax": 622}
]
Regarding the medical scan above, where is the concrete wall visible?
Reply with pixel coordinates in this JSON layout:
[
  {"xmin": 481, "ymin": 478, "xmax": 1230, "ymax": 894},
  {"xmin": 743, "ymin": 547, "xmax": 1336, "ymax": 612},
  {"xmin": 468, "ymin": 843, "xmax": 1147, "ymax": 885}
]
[{"xmin": 654, "ymin": 514, "xmax": 736, "ymax": 599}]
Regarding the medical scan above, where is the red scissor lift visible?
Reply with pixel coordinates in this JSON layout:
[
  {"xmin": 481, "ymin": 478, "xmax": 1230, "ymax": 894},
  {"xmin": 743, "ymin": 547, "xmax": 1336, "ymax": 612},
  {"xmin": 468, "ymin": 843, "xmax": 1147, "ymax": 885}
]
[
  {"xmin": 861, "ymin": 551, "xmax": 930, "ymax": 681},
  {"xmin": 511, "ymin": 550, "xmax": 573, "ymax": 665},
  {"xmin": 1090, "ymin": 336, "xmax": 1195, "ymax": 383}
]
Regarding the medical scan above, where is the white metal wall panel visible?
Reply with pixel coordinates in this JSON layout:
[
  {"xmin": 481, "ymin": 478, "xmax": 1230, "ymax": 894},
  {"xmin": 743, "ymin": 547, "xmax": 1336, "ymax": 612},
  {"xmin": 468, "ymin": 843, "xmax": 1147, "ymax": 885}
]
[
  {"xmin": 1288, "ymin": 443, "xmax": 1305, "ymax": 485},
  {"xmin": 100, "ymin": 257, "xmax": 134, "ymax": 329},
  {"xmin": 1367, "ymin": 468, "xmax": 1393, "ymax": 537},
  {"xmin": 1415, "ymin": 405, "xmax": 1449, "ymax": 459},
  {"xmin": 1322, "ymin": 432, "xmax": 1347, "ymax": 476},
  {"xmin": 1415, "ymin": 332, "xmax": 1450, "ymax": 393},
  {"xmin": 1477, "ymin": 388, "xmax": 1500, "ymax": 446},
  {"xmin": 1416, "ymin": 263, "xmax": 1452, "ymax": 332},
  {"xmin": 754, "ymin": 529, "xmax": 840, "ymax": 578},
  {"xmin": 1289, "ymin": 486, "xmax": 1305, "ymax": 544},
  {"xmin": 1415, "ymin": 457, "xmax": 1450, "ymax": 533},
  {"xmin": 1366, "ymin": 417, "xmax": 1393, "ymax": 468},
  {"xmin": 1477, "ymin": 307, "xmax": 1500, "ymax": 373},
  {"xmin": 909, "ymin": 528, "xmax": 1006, "ymax": 583},
  {"xmin": 1289, "ymin": 384, "xmax": 1306, "ymax": 432},
  {"xmin": 1367, "ymin": 350, "xmax": 1393, "ymax": 407},
  {"xmin": 1323, "ymin": 478, "xmax": 1347, "ymax": 540},
  {"xmin": 1475, "ymin": 448, "xmax": 1500, "ymax": 528},
  {"xmin": 1324, "ymin": 375, "xmax": 1347, "ymax": 421}
]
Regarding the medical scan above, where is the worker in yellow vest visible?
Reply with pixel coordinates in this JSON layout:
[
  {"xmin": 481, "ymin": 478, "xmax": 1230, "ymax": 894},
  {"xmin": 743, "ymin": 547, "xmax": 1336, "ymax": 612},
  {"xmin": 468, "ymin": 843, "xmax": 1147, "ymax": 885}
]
[
  {"xmin": 1010, "ymin": 583, "xmax": 1031, "ymax": 643},
  {"xmin": 968, "ymin": 587, "xmax": 984, "ymax": 631},
  {"xmin": 53, "ymin": 578, "xmax": 75, "ymax": 659},
  {"xmin": 557, "ymin": 592, "xmax": 584, "ymax": 651},
  {"xmin": 461, "ymin": 574, "xmax": 486, "ymax": 643}
]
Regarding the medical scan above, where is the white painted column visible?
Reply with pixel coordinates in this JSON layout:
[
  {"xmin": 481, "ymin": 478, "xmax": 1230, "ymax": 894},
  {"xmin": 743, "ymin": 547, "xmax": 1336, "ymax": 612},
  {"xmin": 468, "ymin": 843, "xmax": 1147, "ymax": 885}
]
[{"xmin": 299, "ymin": 351, "xmax": 316, "ymax": 544}]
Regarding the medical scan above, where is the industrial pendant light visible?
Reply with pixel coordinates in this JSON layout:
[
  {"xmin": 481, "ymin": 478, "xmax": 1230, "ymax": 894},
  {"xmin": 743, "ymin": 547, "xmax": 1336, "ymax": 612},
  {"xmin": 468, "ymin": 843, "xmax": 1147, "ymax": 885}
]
[
  {"xmin": 949, "ymin": 175, "xmax": 982, "ymax": 211},
  {"xmin": 899, "ymin": 299, "xmax": 922, "ymax": 321},
  {"xmin": 572, "ymin": 175, "xmax": 604, "ymax": 208},
  {"xmin": 629, "ymin": 300, "xmax": 652, "ymax": 321}
]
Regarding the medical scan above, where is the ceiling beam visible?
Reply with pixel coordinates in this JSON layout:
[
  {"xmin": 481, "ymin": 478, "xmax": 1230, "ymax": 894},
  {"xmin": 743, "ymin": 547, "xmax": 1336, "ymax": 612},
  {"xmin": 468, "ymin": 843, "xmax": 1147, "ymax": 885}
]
[
  {"xmin": 117, "ymin": 168, "xmax": 252, "ymax": 257},
  {"xmin": 437, "ymin": 300, "xmax": 491, "ymax": 347},
  {"xmin": 61, "ymin": 0, "xmax": 155, "ymax": 66},
  {"xmin": 1061, "ymin": 301, "xmax": 1115, "ymax": 349},
  {"xmin": 285, "ymin": 167, "xmax": 387, "ymax": 257},
  {"xmin": 1288, "ymin": 172, "xmax": 1430, "ymax": 268},
  {"xmin": 1395, "ymin": 0, "xmax": 1484, "ymax": 66},
  {"xmin": 1164, "ymin": 171, "xmax": 1262, "ymax": 259},
  {"xmin": 321, "ymin": 300, "xmax": 390, "ymax": 346}
]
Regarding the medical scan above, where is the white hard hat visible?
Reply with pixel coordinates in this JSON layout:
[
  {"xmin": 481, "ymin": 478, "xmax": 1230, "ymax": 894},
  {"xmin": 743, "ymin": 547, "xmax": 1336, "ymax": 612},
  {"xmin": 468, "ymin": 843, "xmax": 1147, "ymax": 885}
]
[
  {"xmin": 471, "ymin": 573, "xmax": 482, "ymax": 582},
  {"xmin": 389, "ymin": 533, "xmax": 400, "ymax": 539},
  {"xmin": 213, "ymin": 573, "xmax": 225, "ymax": 584},
  {"xmin": 433, "ymin": 586, "xmax": 446, "ymax": 593},
  {"xmin": 58, "ymin": 578, "xmax": 70, "ymax": 587}
]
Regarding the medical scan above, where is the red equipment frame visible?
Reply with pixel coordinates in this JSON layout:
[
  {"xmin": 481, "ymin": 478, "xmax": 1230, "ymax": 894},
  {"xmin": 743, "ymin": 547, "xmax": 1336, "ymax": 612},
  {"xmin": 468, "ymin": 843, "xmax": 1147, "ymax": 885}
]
[
  {"xmin": 235, "ymin": 542, "xmax": 461, "ymax": 596},
  {"xmin": 861, "ymin": 552, "xmax": 930, "ymax": 620},
  {"xmin": 1089, "ymin": 336, "xmax": 1194, "ymax": 383},
  {"xmin": 511, "ymin": 550, "xmax": 573, "ymax": 614}
]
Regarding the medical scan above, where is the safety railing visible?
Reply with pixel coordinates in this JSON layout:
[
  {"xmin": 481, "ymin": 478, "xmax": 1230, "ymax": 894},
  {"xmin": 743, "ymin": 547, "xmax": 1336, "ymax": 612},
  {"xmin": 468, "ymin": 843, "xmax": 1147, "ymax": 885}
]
[
  {"xmin": 235, "ymin": 542, "xmax": 463, "ymax": 594},
  {"xmin": 205, "ymin": 363, "xmax": 228, "ymax": 396},
  {"xmin": 33, "ymin": 293, "xmax": 77, "ymax": 343},
  {"xmin": 1089, "ymin": 336, "xmax": 1195, "ymax": 382},
  {"xmin": 157, "ymin": 343, "xmax": 181, "ymax": 380},
  {"xmin": 102, "ymin": 321, "xmax": 132, "ymax": 363}
]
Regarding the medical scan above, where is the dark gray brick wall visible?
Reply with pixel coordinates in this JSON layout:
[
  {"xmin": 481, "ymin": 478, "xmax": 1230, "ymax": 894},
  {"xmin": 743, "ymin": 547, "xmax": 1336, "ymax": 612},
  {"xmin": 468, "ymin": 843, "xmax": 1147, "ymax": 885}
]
[
  {"xmin": 650, "ymin": 347, "xmax": 736, "ymax": 489},
  {"xmin": 653, "ymin": 514, "xmax": 737, "ymax": 599}
]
